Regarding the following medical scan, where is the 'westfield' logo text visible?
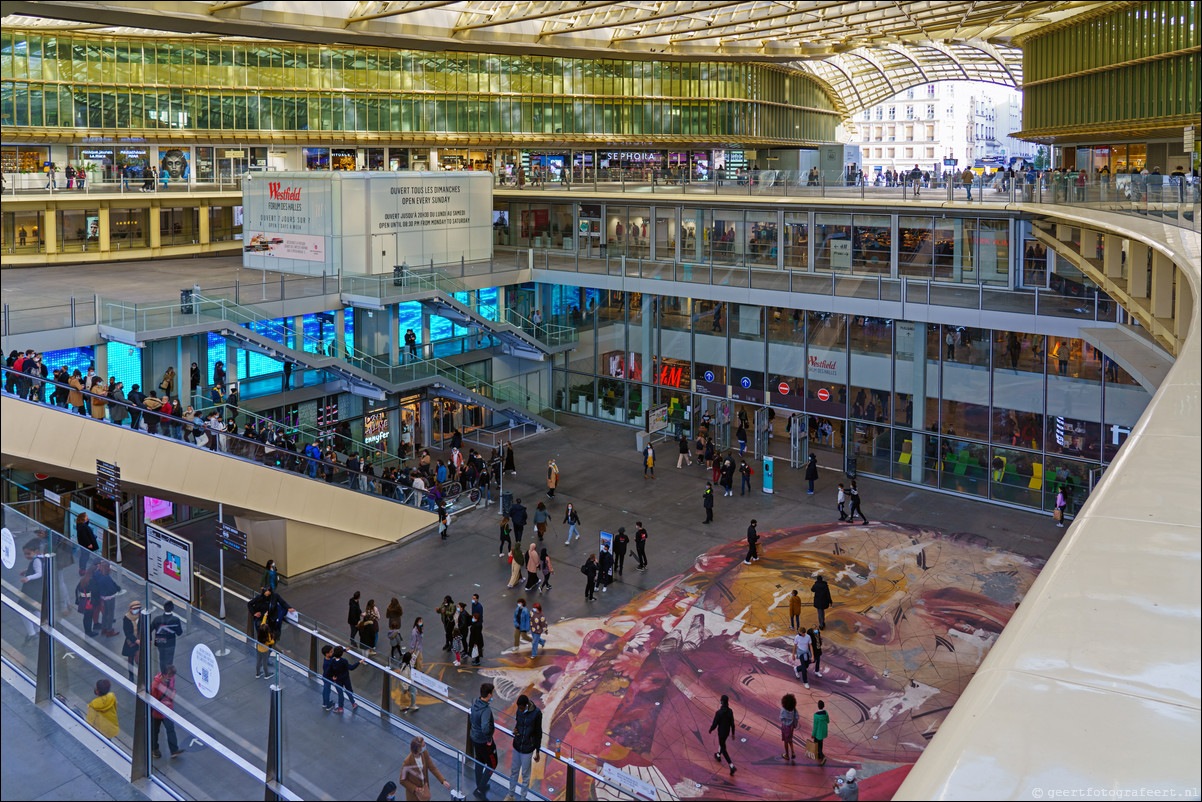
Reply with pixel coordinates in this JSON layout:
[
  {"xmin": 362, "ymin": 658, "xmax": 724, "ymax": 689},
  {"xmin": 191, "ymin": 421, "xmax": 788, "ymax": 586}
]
[
  {"xmin": 268, "ymin": 182, "xmax": 301, "ymax": 201},
  {"xmin": 808, "ymin": 355, "xmax": 838, "ymax": 371}
]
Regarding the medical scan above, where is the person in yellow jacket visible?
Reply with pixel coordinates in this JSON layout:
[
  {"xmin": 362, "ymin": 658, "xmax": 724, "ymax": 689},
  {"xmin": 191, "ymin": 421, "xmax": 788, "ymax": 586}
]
[{"xmin": 86, "ymin": 678, "xmax": 119, "ymax": 738}]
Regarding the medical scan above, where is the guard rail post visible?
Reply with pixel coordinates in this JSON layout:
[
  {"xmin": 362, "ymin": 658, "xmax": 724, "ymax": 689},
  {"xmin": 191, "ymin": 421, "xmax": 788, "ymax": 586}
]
[
  {"xmin": 131, "ymin": 610, "xmax": 152, "ymax": 781},
  {"xmin": 380, "ymin": 669, "xmax": 392, "ymax": 720},
  {"xmin": 35, "ymin": 553, "xmax": 55, "ymax": 703},
  {"xmin": 265, "ymin": 683, "xmax": 284, "ymax": 801},
  {"xmin": 566, "ymin": 763, "xmax": 577, "ymax": 801},
  {"xmin": 309, "ymin": 631, "xmax": 319, "ymax": 676}
]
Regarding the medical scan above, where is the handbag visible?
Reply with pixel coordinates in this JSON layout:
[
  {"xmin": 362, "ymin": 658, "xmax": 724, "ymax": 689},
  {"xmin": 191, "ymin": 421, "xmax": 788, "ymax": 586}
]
[
  {"xmin": 195, "ymin": 433, "xmax": 209, "ymax": 448},
  {"xmin": 485, "ymin": 741, "xmax": 498, "ymax": 769},
  {"xmin": 804, "ymin": 738, "xmax": 822, "ymax": 762}
]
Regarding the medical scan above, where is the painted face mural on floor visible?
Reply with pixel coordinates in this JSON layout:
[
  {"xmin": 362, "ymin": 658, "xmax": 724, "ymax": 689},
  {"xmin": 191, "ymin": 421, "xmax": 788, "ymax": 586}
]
[{"xmin": 484, "ymin": 523, "xmax": 1041, "ymax": 800}]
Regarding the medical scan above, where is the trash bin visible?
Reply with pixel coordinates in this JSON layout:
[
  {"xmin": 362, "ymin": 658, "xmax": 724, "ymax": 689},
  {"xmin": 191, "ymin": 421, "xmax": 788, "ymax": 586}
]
[
  {"xmin": 844, "ymin": 455, "xmax": 858, "ymax": 478},
  {"xmin": 500, "ymin": 490, "xmax": 514, "ymax": 517},
  {"xmin": 635, "ymin": 430, "xmax": 651, "ymax": 453},
  {"xmin": 180, "ymin": 288, "xmax": 194, "ymax": 315}
]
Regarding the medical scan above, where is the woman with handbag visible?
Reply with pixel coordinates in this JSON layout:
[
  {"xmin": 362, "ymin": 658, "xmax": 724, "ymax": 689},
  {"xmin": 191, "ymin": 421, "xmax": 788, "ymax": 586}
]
[
  {"xmin": 159, "ymin": 366, "xmax": 176, "ymax": 397},
  {"xmin": 398, "ymin": 736, "xmax": 450, "ymax": 801}
]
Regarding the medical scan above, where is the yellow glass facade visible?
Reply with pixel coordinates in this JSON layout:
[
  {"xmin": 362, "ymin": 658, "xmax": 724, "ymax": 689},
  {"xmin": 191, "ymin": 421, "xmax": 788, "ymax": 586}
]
[
  {"xmin": 1022, "ymin": 1, "xmax": 1200, "ymax": 137},
  {"xmin": 0, "ymin": 31, "xmax": 840, "ymax": 145}
]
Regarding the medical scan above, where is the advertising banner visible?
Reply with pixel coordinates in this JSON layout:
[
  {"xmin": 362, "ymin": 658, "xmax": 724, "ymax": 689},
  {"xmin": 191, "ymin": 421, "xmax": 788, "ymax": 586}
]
[
  {"xmin": 244, "ymin": 232, "xmax": 326, "ymax": 261},
  {"xmin": 146, "ymin": 523, "xmax": 193, "ymax": 603}
]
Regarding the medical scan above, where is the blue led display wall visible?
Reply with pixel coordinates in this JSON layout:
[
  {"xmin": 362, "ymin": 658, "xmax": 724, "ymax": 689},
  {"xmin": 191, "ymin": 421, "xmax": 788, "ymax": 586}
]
[
  {"xmin": 105, "ymin": 342, "xmax": 143, "ymax": 392},
  {"xmin": 42, "ymin": 346, "xmax": 94, "ymax": 377}
]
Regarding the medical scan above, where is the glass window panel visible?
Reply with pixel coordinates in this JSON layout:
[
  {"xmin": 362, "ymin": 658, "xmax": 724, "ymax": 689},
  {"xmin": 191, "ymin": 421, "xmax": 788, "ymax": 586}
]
[
  {"xmin": 814, "ymin": 213, "xmax": 851, "ymax": 272},
  {"xmin": 898, "ymin": 216, "xmax": 933, "ymax": 279}
]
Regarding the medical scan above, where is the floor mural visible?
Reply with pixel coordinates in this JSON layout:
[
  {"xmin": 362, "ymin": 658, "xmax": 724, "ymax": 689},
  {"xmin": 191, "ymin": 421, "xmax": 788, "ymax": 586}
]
[{"xmin": 484, "ymin": 522, "xmax": 1042, "ymax": 801}]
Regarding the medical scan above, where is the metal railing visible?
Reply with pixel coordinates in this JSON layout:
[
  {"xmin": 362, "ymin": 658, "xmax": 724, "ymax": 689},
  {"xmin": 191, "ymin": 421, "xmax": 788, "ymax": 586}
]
[
  {"xmin": 0, "ymin": 369, "xmax": 465, "ymax": 513},
  {"xmin": 1, "ymin": 172, "xmax": 246, "ymax": 195},
  {"xmin": 0, "ymin": 499, "xmax": 643, "ymax": 800}
]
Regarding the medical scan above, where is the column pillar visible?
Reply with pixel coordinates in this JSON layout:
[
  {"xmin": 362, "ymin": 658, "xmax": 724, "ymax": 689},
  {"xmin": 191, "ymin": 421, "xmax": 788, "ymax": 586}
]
[
  {"xmin": 1150, "ymin": 251, "xmax": 1174, "ymax": 320},
  {"xmin": 42, "ymin": 209, "xmax": 58, "ymax": 254},
  {"xmin": 388, "ymin": 304, "xmax": 400, "ymax": 364},
  {"xmin": 640, "ymin": 293, "xmax": 654, "ymax": 384},
  {"xmin": 1103, "ymin": 235, "xmax": 1123, "ymax": 278},
  {"xmin": 420, "ymin": 309, "xmax": 432, "ymax": 360},
  {"xmin": 1127, "ymin": 242, "xmax": 1150, "ymax": 300},
  {"xmin": 910, "ymin": 323, "xmax": 928, "ymax": 485},
  {"xmin": 149, "ymin": 205, "xmax": 162, "ymax": 249},
  {"xmin": 225, "ymin": 340, "xmax": 240, "ymax": 388},
  {"xmin": 93, "ymin": 341, "xmax": 108, "ymax": 379},
  {"xmin": 334, "ymin": 308, "xmax": 347, "ymax": 359},
  {"xmin": 98, "ymin": 207, "xmax": 111, "ymax": 253},
  {"xmin": 199, "ymin": 204, "xmax": 211, "ymax": 245}
]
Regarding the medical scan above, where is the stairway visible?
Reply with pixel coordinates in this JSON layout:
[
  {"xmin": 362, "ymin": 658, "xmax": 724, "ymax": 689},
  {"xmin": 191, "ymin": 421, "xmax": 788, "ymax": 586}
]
[{"xmin": 340, "ymin": 269, "xmax": 577, "ymax": 361}]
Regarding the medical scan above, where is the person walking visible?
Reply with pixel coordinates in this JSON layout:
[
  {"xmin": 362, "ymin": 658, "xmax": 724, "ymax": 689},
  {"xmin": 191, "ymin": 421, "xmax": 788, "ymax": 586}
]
[
  {"xmin": 469, "ymin": 683, "xmax": 497, "ymax": 800},
  {"xmin": 811, "ymin": 574, "xmax": 833, "ymax": 630},
  {"xmin": 736, "ymin": 422, "xmax": 748, "ymax": 455},
  {"xmin": 347, "ymin": 591, "xmax": 363, "ymax": 643},
  {"xmin": 788, "ymin": 590, "xmax": 802, "ymax": 631},
  {"xmin": 508, "ymin": 694, "xmax": 543, "ymax": 800},
  {"xmin": 507, "ymin": 542, "xmax": 524, "ymax": 588},
  {"xmin": 254, "ymin": 621, "xmax": 275, "ymax": 678},
  {"xmin": 503, "ymin": 440, "xmax": 517, "ymax": 476},
  {"xmin": 512, "ymin": 599, "xmax": 532, "ymax": 648},
  {"xmin": 532, "ymin": 502, "xmax": 549, "ymax": 543},
  {"xmin": 524, "ymin": 543, "xmax": 541, "ymax": 591},
  {"xmin": 811, "ymin": 700, "xmax": 830, "ymax": 763},
  {"xmin": 534, "ymin": 548, "xmax": 553, "ymax": 593},
  {"xmin": 149, "ymin": 664, "xmax": 184, "ymax": 758},
  {"xmin": 468, "ymin": 612, "xmax": 485, "ymax": 665},
  {"xmin": 629, "ymin": 524, "xmax": 649, "ymax": 574},
  {"xmin": 837, "ymin": 484, "xmax": 847, "ymax": 521},
  {"xmin": 1054, "ymin": 486, "xmax": 1067, "ymax": 528},
  {"xmin": 720, "ymin": 456, "xmax": 735, "ymax": 496},
  {"xmin": 498, "ymin": 515, "xmax": 513, "ymax": 557},
  {"xmin": 562, "ymin": 504, "xmax": 581, "ymax": 545},
  {"xmin": 702, "ymin": 482, "xmax": 715, "ymax": 524},
  {"xmin": 806, "ymin": 623, "xmax": 824, "ymax": 677},
  {"xmin": 613, "ymin": 527, "xmax": 629, "ymax": 577},
  {"xmin": 409, "ymin": 618, "xmax": 424, "ymax": 672},
  {"xmin": 847, "ymin": 481, "xmax": 868, "ymax": 523},
  {"xmin": 961, "ymin": 166, "xmax": 975, "ymax": 201},
  {"xmin": 386, "ymin": 598, "xmax": 404, "ymax": 662},
  {"xmin": 260, "ymin": 560, "xmax": 279, "ymax": 593},
  {"xmin": 358, "ymin": 599, "xmax": 380, "ymax": 652},
  {"xmin": 677, "ymin": 433, "xmax": 692, "ymax": 468},
  {"xmin": 598, "ymin": 545, "xmax": 614, "ymax": 593},
  {"xmin": 792, "ymin": 626, "xmax": 813, "ymax": 689},
  {"xmin": 581, "ymin": 554, "xmax": 599, "ymax": 602},
  {"xmin": 120, "ymin": 601, "xmax": 142, "ymax": 679},
  {"xmin": 805, "ymin": 453, "xmax": 819, "ymax": 494},
  {"xmin": 529, "ymin": 603, "xmax": 548, "ymax": 657},
  {"xmin": 436, "ymin": 595, "xmax": 456, "ymax": 652},
  {"xmin": 150, "ymin": 601, "xmax": 183, "ymax": 671},
  {"xmin": 509, "ymin": 498, "xmax": 528, "ymax": 544},
  {"xmin": 739, "ymin": 460, "xmax": 753, "ymax": 495},
  {"xmin": 91, "ymin": 562, "xmax": 121, "ymax": 636},
  {"xmin": 709, "ymin": 694, "xmax": 737, "ymax": 776},
  {"xmin": 744, "ymin": 519, "xmax": 760, "ymax": 565},
  {"xmin": 399, "ymin": 736, "xmax": 451, "ymax": 801},
  {"xmin": 546, "ymin": 460, "xmax": 559, "ymax": 499}
]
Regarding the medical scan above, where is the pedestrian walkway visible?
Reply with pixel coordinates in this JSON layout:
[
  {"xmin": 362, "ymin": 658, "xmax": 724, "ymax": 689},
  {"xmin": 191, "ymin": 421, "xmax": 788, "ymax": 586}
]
[{"xmin": 1, "ymin": 673, "xmax": 157, "ymax": 801}]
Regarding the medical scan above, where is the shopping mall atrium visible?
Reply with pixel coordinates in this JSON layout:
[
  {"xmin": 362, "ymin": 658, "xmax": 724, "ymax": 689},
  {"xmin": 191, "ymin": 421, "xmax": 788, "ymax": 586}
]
[{"xmin": 1, "ymin": 2, "xmax": 1198, "ymax": 800}]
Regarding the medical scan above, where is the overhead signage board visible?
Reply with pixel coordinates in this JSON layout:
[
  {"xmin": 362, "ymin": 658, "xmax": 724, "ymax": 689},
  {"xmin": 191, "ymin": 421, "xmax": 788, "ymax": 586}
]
[
  {"xmin": 96, "ymin": 459, "xmax": 121, "ymax": 501},
  {"xmin": 216, "ymin": 520, "xmax": 247, "ymax": 557}
]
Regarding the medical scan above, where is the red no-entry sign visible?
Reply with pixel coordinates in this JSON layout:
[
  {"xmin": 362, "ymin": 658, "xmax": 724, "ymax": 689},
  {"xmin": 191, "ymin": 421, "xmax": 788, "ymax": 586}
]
[
  {"xmin": 817, "ymin": 388, "xmax": 830, "ymax": 402},
  {"xmin": 778, "ymin": 382, "xmax": 790, "ymax": 395}
]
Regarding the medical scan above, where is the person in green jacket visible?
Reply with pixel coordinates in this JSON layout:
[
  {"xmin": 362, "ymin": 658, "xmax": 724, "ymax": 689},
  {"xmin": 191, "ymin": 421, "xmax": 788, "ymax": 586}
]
[{"xmin": 812, "ymin": 699, "xmax": 829, "ymax": 763}]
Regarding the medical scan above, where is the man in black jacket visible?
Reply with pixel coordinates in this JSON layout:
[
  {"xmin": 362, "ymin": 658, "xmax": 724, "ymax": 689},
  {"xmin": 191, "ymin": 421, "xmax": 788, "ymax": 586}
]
[
  {"xmin": 150, "ymin": 601, "xmax": 184, "ymax": 671},
  {"xmin": 248, "ymin": 588, "xmax": 294, "ymax": 638},
  {"xmin": 508, "ymin": 694, "xmax": 543, "ymax": 800},
  {"xmin": 613, "ymin": 528, "xmax": 630, "ymax": 578},
  {"xmin": 634, "ymin": 522, "xmax": 649, "ymax": 570},
  {"xmin": 744, "ymin": 519, "xmax": 760, "ymax": 565},
  {"xmin": 127, "ymin": 384, "xmax": 145, "ymax": 430},
  {"xmin": 508, "ymin": 499, "xmax": 528, "ymax": 544},
  {"xmin": 709, "ymin": 694, "xmax": 736, "ymax": 776},
  {"xmin": 702, "ymin": 482, "xmax": 715, "ymax": 524},
  {"xmin": 811, "ymin": 574, "xmax": 833, "ymax": 630}
]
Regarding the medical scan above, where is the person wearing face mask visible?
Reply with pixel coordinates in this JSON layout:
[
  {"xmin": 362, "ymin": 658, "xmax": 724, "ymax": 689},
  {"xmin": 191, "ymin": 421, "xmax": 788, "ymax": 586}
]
[{"xmin": 398, "ymin": 735, "xmax": 451, "ymax": 801}]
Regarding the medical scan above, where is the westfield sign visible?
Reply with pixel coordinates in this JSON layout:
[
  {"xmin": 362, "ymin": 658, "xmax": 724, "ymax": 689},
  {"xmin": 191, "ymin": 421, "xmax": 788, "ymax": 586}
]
[
  {"xmin": 808, "ymin": 355, "xmax": 838, "ymax": 373},
  {"xmin": 268, "ymin": 182, "xmax": 302, "ymax": 201}
]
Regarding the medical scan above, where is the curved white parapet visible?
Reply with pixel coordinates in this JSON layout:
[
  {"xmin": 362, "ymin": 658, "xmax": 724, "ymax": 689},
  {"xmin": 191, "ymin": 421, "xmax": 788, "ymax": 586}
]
[{"xmin": 896, "ymin": 210, "xmax": 1201, "ymax": 799}]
